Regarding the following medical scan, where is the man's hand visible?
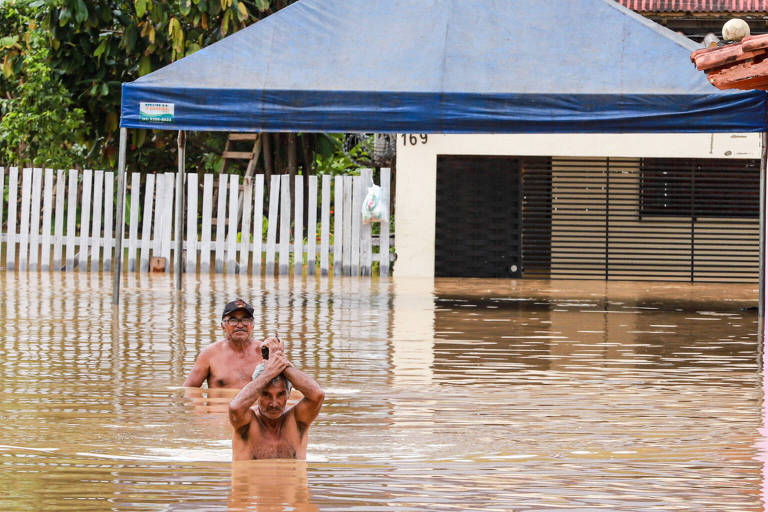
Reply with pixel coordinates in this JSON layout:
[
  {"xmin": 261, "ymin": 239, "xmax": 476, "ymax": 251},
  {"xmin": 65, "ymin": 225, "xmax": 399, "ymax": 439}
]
[
  {"xmin": 260, "ymin": 336, "xmax": 285, "ymax": 358},
  {"xmin": 263, "ymin": 350, "xmax": 291, "ymax": 379}
]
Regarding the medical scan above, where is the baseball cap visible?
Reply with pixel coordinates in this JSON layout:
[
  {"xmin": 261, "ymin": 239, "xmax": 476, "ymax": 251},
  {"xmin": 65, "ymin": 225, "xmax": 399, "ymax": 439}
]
[{"xmin": 222, "ymin": 299, "xmax": 254, "ymax": 319}]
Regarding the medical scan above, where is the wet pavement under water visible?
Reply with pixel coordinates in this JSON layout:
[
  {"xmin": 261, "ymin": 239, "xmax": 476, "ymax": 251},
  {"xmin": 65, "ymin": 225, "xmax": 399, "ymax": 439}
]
[{"xmin": 0, "ymin": 272, "xmax": 765, "ymax": 511}]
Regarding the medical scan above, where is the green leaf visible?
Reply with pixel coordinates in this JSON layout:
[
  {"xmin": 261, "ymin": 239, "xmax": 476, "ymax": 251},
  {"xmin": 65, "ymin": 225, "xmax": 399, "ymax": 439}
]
[
  {"xmin": 2, "ymin": 55, "xmax": 14, "ymax": 79},
  {"xmin": 221, "ymin": 9, "xmax": 230, "ymax": 36},
  {"xmin": 254, "ymin": 0, "xmax": 270, "ymax": 12},
  {"xmin": 135, "ymin": 0, "xmax": 147, "ymax": 18},
  {"xmin": 58, "ymin": 7, "xmax": 72, "ymax": 26},
  {"xmin": 237, "ymin": 2, "xmax": 248, "ymax": 21},
  {"xmin": 93, "ymin": 39, "xmax": 108, "ymax": 58},
  {"xmin": 74, "ymin": 0, "xmax": 88, "ymax": 24},
  {"xmin": 0, "ymin": 35, "xmax": 19, "ymax": 50},
  {"xmin": 100, "ymin": 83, "xmax": 109, "ymax": 96},
  {"xmin": 138, "ymin": 55, "xmax": 151, "ymax": 76},
  {"xmin": 135, "ymin": 129, "xmax": 146, "ymax": 148},
  {"xmin": 124, "ymin": 24, "xmax": 137, "ymax": 51},
  {"xmin": 180, "ymin": 0, "xmax": 192, "ymax": 16}
]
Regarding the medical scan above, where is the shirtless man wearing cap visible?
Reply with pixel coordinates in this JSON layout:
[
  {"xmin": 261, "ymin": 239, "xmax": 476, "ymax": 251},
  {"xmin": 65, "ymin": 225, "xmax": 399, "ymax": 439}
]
[{"xmin": 184, "ymin": 299, "xmax": 282, "ymax": 389}]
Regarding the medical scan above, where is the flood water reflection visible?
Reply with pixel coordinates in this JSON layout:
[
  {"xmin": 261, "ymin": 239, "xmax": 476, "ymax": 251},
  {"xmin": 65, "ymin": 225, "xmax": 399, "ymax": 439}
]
[{"xmin": 0, "ymin": 272, "xmax": 765, "ymax": 510}]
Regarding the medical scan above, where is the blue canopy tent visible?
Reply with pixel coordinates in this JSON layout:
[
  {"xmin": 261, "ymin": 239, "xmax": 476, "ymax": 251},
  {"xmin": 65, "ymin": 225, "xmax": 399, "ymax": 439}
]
[{"xmin": 114, "ymin": 0, "xmax": 768, "ymax": 302}]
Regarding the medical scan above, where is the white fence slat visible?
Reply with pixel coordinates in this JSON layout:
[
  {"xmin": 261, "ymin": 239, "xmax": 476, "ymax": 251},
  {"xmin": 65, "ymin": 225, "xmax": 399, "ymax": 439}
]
[
  {"xmin": 351, "ymin": 175, "xmax": 362, "ymax": 276},
  {"xmin": 333, "ymin": 175, "xmax": 343, "ymax": 273},
  {"xmin": 139, "ymin": 174, "xmax": 155, "ymax": 272},
  {"xmin": 265, "ymin": 175, "xmax": 280, "ymax": 273},
  {"xmin": 186, "ymin": 172, "xmax": 198, "ymax": 273},
  {"xmin": 320, "ymin": 175, "xmax": 330, "ymax": 276},
  {"xmin": 342, "ymin": 176, "xmax": 353, "ymax": 276},
  {"xmin": 200, "ymin": 174, "xmax": 213, "ymax": 273},
  {"xmin": 89, "ymin": 170, "xmax": 104, "ymax": 271},
  {"xmin": 65, "ymin": 169, "xmax": 77, "ymax": 271},
  {"xmin": 251, "ymin": 174, "xmax": 264, "ymax": 275},
  {"xmin": 294, "ymin": 175, "xmax": 304, "ymax": 276},
  {"xmin": 127, "ymin": 173, "xmax": 141, "ymax": 271},
  {"xmin": 103, "ymin": 172, "xmax": 114, "ymax": 272},
  {"xmin": 29, "ymin": 168, "xmax": 43, "ymax": 270},
  {"xmin": 360, "ymin": 169, "xmax": 373, "ymax": 277},
  {"xmin": 214, "ymin": 174, "xmax": 228, "ymax": 273},
  {"xmin": 18, "ymin": 168, "xmax": 32, "ymax": 271},
  {"xmin": 278, "ymin": 174, "xmax": 291, "ymax": 275},
  {"xmin": 226, "ymin": 175, "xmax": 239, "ymax": 274},
  {"xmin": 6, "ymin": 167, "xmax": 18, "ymax": 270},
  {"xmin": 307, "ymin": 175, "xmax": 318, "ymax": 275},
  {"xmin": 52, "ymin": 170, "xmax": 65, "ymax": 271},
  {"xmin": 78, "ymin": 169, "xmax": 93, "ymax": 271},
  {"xmin": 379, "ymin": 168, "xmax": 391, "ymax": 276},
  {"xmin": 151, "ymin": 173, "xmax": 164, "ymax": 261},
  {"xmin": 40, "ymin": 169, "xmax": 54, "ymax": 271},
  {"xmin": 161, "ymin": 173, "xmax": 174, "ymax": 270},
  {"xmin": 239, "ymin": 177, "xmax": 253, "ymax": 275},
  {"xmin": 171, "ymin": 172, "xmax": 181, "ymax": 270}
]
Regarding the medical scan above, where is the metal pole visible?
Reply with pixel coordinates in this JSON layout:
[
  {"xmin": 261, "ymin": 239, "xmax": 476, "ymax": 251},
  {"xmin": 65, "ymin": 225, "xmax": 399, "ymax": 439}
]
[
  {"xmin": 175, "ymin": 130, "xmax": 185, "ymax": 290},
  {"xmin": 112, "ymin": 127, "xmax": 128, "ymax": 305}
]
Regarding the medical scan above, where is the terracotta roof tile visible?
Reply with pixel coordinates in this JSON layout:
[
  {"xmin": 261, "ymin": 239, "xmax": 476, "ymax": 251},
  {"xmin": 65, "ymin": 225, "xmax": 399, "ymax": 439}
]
[{"xmin": 690, "ymin": 34, "xmax": 768, "ymax": 89}]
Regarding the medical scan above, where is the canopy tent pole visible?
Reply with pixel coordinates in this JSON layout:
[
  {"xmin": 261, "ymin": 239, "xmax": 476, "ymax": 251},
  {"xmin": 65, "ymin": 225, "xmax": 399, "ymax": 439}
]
[
  {"xmin": 175, "ymin": 131, "xmax": 185, "ymax": 290},
  {"xmin": 112, "ymin": 127, "xmax": 128, "ymax": 305}
]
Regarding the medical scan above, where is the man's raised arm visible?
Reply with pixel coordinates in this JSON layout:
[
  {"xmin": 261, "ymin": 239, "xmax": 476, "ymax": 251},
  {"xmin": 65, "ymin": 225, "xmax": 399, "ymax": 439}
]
[
  {"xmin": 284, "ymin": 365, "xmax": 325, "ymax": 430},
  {"xmin": 228, "ymin": 354, "xmax": 289, "ymax": 430}
]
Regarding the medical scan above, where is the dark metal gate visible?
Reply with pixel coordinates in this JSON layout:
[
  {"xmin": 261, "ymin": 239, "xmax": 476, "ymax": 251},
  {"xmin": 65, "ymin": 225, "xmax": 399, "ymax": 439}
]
[{"xmin": 435, "ymin": 156, "xmax": 522, "ymax": 278}]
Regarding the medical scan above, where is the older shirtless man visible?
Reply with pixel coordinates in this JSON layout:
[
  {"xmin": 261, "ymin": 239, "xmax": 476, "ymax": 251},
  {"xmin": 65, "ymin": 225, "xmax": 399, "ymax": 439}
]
[
  {"xmin": 184, "ymin": 299, "xmax": 282, "ymax": 389},
  {"xmin": 228, "ymin": 338, "xmax": 324, "ymax": 460}
]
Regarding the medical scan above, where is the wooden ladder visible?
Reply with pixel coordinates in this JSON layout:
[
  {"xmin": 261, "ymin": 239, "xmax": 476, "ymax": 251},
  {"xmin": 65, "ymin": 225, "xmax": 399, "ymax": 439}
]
[{"xmin": 222, "ymin": 133, "xmax": 262, "ymax": 178}]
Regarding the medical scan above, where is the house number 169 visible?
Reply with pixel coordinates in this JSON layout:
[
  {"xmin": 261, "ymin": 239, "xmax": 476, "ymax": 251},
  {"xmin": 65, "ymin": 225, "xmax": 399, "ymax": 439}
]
[{"xmin": 401, "ymin": 134, "xmax": 428, "ymax": 146}]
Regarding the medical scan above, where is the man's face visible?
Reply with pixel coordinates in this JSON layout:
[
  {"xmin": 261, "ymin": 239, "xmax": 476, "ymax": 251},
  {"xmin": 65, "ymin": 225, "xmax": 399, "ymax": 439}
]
[
  {"xmin": 221, "ymin": 311, "xmax": 254, "ymax": 343},
  {"xmin": 257, "ymin": 380, "xmax": 288, "ymax": 419}
]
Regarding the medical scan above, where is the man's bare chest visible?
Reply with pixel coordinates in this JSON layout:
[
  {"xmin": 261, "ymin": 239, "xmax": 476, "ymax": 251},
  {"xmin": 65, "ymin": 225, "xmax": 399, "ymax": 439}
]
[
  {"xmin": 209, "ymin": 350, "xmax": 262, "ymax": 388},
  {"xmin": 250, "ymin": 439, "xmax": 298, "ymax": 460}
]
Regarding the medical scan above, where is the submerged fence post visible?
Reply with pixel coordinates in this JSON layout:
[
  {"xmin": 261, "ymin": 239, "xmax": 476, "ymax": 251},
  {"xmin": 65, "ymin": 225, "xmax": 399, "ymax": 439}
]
[{"xmin": 112, "ymin": 127, "xmax": 128, "ymax": 305}]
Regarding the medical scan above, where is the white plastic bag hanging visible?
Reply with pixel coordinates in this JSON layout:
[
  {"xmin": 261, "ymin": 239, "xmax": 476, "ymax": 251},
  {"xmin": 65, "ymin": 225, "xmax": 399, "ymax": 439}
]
[{"xmin": 362, "ymin": 183, "xmax": 386, "ymax": 224}]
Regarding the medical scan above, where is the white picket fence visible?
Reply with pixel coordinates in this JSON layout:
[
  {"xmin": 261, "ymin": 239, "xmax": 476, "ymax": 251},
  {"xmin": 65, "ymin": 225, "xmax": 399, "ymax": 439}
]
[{"xmin": 0, "ymin": 166, "xmax": 392, "ymax": 277}]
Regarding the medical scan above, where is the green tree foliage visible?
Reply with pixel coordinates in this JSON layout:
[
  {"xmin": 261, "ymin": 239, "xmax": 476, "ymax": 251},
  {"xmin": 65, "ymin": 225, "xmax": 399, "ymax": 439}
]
[
  {"xmin": 0, "ymin": 0, "xmax": 308, "ymax": 172},
  {"xmin": 0, "ymin": 5, "xmax": 87, "ymax": 167}
]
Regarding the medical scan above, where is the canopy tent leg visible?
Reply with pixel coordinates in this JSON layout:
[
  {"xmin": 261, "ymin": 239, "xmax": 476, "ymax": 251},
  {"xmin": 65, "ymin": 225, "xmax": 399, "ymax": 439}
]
[
  {"xmin": 176, "ymin": 131, "xmax": 186, "ymax": 290},
  {"xmin": 112, "ymin": 127, "xmax": 128, "ymax": 305}
]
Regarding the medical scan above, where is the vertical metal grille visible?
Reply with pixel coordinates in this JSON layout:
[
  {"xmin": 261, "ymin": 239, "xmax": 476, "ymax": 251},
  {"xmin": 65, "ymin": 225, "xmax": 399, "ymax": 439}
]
[
  {"xmin": 519, "ymin": 157, "xmax": 759, "ymax": 282},
  {"xmin": 435, "ymin": 156, "xmax": 522, "ymax": 278}
]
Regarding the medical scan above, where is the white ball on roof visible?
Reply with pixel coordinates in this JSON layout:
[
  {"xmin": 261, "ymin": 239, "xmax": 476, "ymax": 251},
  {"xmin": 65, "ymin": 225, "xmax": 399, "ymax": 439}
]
[{"xmin": 722, "ymin": 18, "xmax": 750, "ymax": 42}]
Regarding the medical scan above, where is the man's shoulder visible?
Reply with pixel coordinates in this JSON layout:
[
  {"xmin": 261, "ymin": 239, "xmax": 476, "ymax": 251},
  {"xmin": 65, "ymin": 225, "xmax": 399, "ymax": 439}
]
[{"xmin": 198, "ymin": 339, "xmax": 229, "ymax": 357}]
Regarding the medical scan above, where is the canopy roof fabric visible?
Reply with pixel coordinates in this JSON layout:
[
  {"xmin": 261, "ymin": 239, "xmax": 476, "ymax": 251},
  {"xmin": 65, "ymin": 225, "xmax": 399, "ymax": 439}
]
[{"xmin": 120, "ymin": 0, "xmax": 766, "ymax": 133}]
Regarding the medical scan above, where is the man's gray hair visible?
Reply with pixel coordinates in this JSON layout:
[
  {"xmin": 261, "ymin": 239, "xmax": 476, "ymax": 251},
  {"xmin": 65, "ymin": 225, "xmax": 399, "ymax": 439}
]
[{"xmin": 252, "ymin": 363, "xmax": 292, "ymax": 394}]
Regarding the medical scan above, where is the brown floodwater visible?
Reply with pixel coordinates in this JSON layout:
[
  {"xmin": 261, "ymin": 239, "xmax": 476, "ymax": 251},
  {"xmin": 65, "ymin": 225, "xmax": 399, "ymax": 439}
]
[{"xmin": 0, "ymin": 272, "xmax": 765, "ymax": 511}]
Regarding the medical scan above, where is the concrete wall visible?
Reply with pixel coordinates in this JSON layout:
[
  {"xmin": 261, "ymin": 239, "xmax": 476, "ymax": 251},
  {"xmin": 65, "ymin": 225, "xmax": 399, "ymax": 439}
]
[{"xmin": 394, "ymin": 133, "xmax": 762, "ymax": 278}]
